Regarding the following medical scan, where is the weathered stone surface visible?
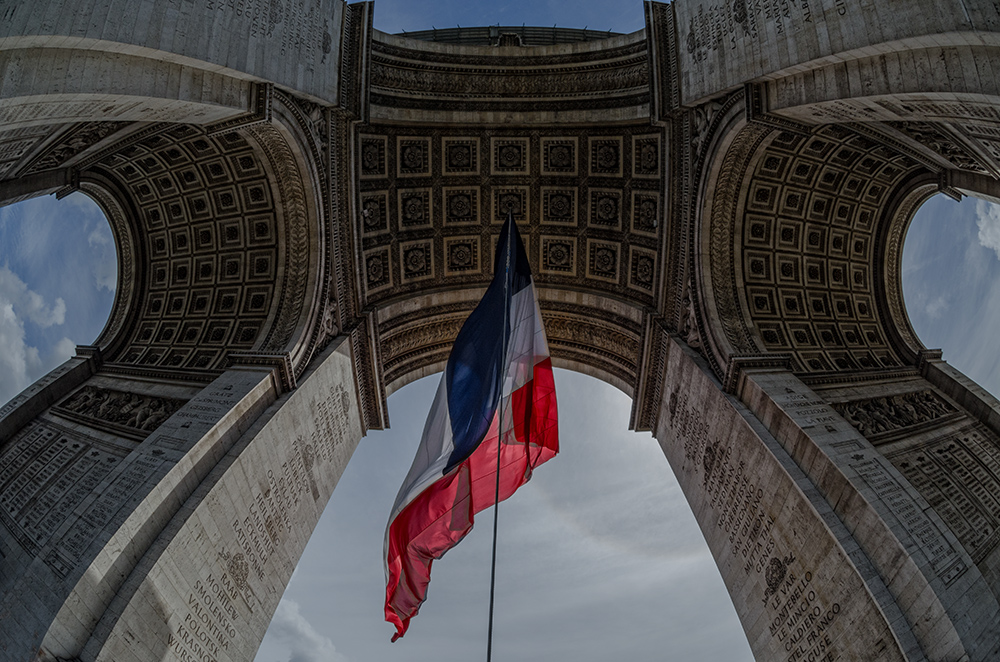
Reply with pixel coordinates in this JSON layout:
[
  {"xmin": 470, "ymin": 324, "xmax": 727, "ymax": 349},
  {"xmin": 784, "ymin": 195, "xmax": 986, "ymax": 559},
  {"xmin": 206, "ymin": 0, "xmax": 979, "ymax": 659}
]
[{"xmin": 2, "ymin": 0, "xmax": 1000, "ymax": 659}]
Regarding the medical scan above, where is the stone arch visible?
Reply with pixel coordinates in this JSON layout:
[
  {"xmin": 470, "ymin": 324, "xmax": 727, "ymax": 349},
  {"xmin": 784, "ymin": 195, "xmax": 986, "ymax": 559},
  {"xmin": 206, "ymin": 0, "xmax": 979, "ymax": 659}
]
[
  {"xmin": 697, "ymin": 117, "xmax": 943, "ymax": 379},
  {"xmin": 6, "ymin": 2, "xmax": 1000, "ymax": 661}
]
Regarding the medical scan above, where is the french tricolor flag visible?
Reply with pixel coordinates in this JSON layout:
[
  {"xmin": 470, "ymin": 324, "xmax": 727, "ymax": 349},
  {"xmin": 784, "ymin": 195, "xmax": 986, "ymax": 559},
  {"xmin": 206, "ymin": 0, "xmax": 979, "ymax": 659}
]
[{"xmin": 384, "ymin": 216, "xmax": 559, "ymax": 641}]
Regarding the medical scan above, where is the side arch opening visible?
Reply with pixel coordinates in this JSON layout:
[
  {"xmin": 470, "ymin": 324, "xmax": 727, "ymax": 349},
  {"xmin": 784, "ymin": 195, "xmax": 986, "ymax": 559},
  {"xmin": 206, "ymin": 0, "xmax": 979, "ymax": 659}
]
[
  {"xmin": 0, "ymin": 192, "xmax": 117, "ymax": 405},
  {"xmin": 901, "ymin": 193, "xmax": 1000, "ymax": 397}
]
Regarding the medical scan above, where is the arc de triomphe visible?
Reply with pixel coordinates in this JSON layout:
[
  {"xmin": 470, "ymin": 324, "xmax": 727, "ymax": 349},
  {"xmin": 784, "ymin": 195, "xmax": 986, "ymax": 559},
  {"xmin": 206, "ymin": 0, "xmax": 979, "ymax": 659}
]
[{"xmin": 2, "ymin": 1, "xmax": 1000, "ymax": 659}]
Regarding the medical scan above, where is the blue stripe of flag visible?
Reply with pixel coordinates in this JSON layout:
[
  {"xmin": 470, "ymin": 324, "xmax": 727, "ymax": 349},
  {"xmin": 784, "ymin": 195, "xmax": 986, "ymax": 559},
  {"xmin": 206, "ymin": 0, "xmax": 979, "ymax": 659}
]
[{"xmin": 444, "ymin": 218, "xmax": 532, "ymax": 473}]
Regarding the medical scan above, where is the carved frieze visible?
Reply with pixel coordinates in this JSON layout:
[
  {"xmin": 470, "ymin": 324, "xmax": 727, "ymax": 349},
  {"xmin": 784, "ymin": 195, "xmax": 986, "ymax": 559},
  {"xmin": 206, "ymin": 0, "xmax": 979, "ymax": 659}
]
[
  {"xmin": 889, "ymin": 122, "xmax": 990, "ymax": 174},
  {"xmin": 833, "ymin": 390, "xmax": 957, "ymax": 439},
  {"xmin": 23, "ymin": 122, "xmax": 130, "ymax": 175},
  {"xmin": 369, "ymin": 38, "xmax": 649, "ymax": 114},
  {"xmin": 55, "ymin": 385, "xmax": 185, "ymax": 437}
]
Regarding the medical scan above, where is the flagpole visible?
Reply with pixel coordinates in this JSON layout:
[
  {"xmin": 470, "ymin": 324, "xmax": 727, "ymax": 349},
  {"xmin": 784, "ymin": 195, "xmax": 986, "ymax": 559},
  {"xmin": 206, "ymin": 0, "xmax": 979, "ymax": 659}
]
[{"xmin": 487, "ymin": 210, "xmax": 514, "ymax": 662}]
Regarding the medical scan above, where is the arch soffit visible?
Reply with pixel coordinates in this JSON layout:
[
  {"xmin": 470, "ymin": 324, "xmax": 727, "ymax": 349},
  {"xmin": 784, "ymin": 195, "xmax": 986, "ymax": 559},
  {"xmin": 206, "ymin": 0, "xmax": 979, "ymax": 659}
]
[
  {"xmin": 697, "ymin": 115, "xmax": 933, "ymax": 379},
  {"xmin": 375, "ymin": 287, "xmax": 647, "ymax": 399},
  {"xmin": 60, "ymin": 106, "xmax": 327, "ymax": 384}
]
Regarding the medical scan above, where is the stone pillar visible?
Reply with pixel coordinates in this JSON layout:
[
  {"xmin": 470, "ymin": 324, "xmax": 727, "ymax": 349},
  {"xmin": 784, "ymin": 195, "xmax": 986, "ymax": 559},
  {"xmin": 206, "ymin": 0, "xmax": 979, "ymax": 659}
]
[
  {"xmin": 653, "ymin": 332, "xmax": 982, "ymax": 661},
  {"xmin": 0, "ymin": 336, "xmax": 364, "ymax": 662},
  {"xmin": 78, "ymin": 338, "xmax": 364, "ymax": 662}
]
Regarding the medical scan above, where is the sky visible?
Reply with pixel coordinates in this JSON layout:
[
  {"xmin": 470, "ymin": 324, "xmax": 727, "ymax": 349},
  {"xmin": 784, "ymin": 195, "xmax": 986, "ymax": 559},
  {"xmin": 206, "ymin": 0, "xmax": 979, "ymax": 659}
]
[{"xmin": 0, "ymin": 2, "xmax": 999, "ymax": 661}]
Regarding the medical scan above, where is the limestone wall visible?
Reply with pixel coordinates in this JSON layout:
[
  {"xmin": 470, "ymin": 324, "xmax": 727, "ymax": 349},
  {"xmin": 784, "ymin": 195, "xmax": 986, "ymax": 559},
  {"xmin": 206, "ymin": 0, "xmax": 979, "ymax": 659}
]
[
  {"xmin": 0, "ymin": 0, "xmax": 345, "ymax": 105},
  {"xmin": 655, "ymin": 334, "xmax": 921, "ymax": 661},
  {"xmin": 668, "ymin": 0, "xmax": 1000, "ymax": 107}
]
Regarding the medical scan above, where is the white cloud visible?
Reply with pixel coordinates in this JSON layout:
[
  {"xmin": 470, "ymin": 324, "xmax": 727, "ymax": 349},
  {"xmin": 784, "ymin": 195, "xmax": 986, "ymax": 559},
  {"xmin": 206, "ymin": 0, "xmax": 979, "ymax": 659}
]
[
  {"xmin": 0, "ymin": 267, "xmax": 71, "ymax": 405},
  {"xmin": 0, "ymin": 301, "xmax": 42, "ymax": 404},
  {"xmin": 87, "ymin": 221, "xmax": 117, "ymax": 292},
  {"xmin": 975, "ymin": 199, "xmax": 1000, "ymax": 259},
  {"xmin": 268, "ymin": 600, "xmax": 350, "ymax": 662},
  {"xmin": 924, "ymin": 294, "xmax": 949, "ymax": 319},
  {"xmin": 0, "ymin": 265, "xmax": 65, "ymax": 327}
]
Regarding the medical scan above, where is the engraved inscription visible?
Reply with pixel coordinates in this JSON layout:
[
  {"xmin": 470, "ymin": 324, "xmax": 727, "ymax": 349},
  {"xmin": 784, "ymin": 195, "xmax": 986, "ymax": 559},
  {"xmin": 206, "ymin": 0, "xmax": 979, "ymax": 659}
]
[
  {"xmin": 0, "ymin": 423, "xmax": 123, "ymax": 562},
  {"xmin": 889, "ymin": 424, "xmax": 1000, "ymax": 564},
  {"xmin": 851, "ymin": 456, "xmax": 964, "ymax": 584}
]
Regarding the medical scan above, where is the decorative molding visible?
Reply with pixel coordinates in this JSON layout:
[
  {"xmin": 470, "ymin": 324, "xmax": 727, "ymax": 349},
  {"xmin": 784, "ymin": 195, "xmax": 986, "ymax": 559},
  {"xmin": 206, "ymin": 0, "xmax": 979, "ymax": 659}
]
[
  {"xmin": 339, "ymin": 1, "xmax": 373, "ymax": 120},
  {"xmin": 723, "ymin": 354, "xmax": 793, "ymax": 394},
  {"xmin": 206, "ymin": 83, "xmax": 273, "ymax": 137},
  {"xmin": 369, "ymin": 38, "xmax": 649, "ymax": 114},
  {"xmin": 22, "ymin": 122, "xmax": 130, "ymax": 175},
  {"xmin": 227, "ymin": 351, "xmax": 296, "ymax": 392},
  {"xmin": 744, "ymin": 83, "xmax": 811, "ymax": 135},
  {"xmin": 246, "ymin": 122, "xmax": 312, "ymax": 356},
  {"xmin": 644, "ymin": 0, "xmax": 679, "ymax": 119},
  {"xmin": 630, "ymin": 316, "xmax": 670, "ymax": 432},
  {"xmin": 708, "ymin": 122, "xmax": 771, "ymax": 358}
]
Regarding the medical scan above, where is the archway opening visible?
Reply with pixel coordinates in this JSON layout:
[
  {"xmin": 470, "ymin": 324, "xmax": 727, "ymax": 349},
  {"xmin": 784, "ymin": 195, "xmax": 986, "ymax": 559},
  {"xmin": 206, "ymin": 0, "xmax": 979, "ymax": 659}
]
[
  {"xmin": 0, "ymin": 192, "xmax": 117, "ymax": 406},
  {"xmin": 255, "ymin": 369, "xmax": 755, "ymax": 661},
  {"xmin": 902, "ymin": 193, "xmax": 1000, "ymax": 397}
]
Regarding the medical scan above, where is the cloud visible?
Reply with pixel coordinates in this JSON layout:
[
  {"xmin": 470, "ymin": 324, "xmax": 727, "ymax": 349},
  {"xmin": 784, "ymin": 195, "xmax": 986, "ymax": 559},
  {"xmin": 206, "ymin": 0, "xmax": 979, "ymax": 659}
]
[
  {"xmin": 924, "ymin": 294, "xmax": 949, "ymax": 319},
  {"xmin": 87, "ymin": 221, "xmax": 117, "ymax": 292},
  {"xmin": 0, "ymin": 266, "xmax": 65, "ymax": 327},
  {"xmin": 975, "ymin": 199, "xmax": 1000, "ymax": 259},
  {"xmin": 268, "ymin": 600, "xmax": 350, "ymax": 662},
  {"xmin": 0, "ymin": 301, "xmax": 42, "ymax": 403},
  {"xmin": 0, "ymin": 267, "xmax": 71, "ymax": 405}
]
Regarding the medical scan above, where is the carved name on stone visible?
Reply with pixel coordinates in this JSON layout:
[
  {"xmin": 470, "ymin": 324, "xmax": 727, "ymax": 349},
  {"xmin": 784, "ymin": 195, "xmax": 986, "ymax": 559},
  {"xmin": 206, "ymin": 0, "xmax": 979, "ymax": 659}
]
[
  {"xmin": 889, "ymin": 424, "xmax": 1000, "ymax": 565},
  {"xmin": 849, "ymin": 454, "xmax": 965, "ymax": 585},
  {"xmin": 0, "ymin": 422, "xmax": 124, "ymax": 563}
]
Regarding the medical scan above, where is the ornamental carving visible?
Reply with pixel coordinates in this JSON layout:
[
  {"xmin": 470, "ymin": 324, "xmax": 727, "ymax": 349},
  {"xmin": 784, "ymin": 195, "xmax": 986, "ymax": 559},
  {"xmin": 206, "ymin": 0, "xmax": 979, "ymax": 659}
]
[
  {"xmin": 590, "ymin": 137, "xmax": 623, "ymax": 176},
  {"xmin": 56, "ymin": 386, "xmax": 185, "ymax": 434},
  {"xmin": 397, "ymin": 137, "xmax": 431, "ymax": 177},
  {"xmin": 25, "ymin": 122, "xmax": 130, "ymax": 174},
  {"xmin": 542, "ymin": 138, "xmax": 578, "ymax": 175},
  {"xmin": 443, "ymin": 187, "xmax": 479, "ymax": 225},
  {"xmin": 360, "ymin": 136, "xmax": 387, "ymax": 178},
  {"xmin": 889, "ymin": 122, "xmax": 989, "ymax": 174},
  {"xmin": 833, "ymin": 391, "xmax": 957, "ymax": 438},
  {"xmin": 442, "ymin": 137, "xmax": 479, "ymax": 175}
]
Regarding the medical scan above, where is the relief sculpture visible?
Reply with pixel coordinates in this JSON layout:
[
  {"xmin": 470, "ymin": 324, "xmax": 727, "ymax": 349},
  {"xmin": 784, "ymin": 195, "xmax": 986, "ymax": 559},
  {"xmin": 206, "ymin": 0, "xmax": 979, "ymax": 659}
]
[
  {"xmin": 56, "ymin": 385, "xmax": 185, "ymax": 434},
  {"xmin": 832, "ymin": 390, "xmax": 956, "ymax": 438}
]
